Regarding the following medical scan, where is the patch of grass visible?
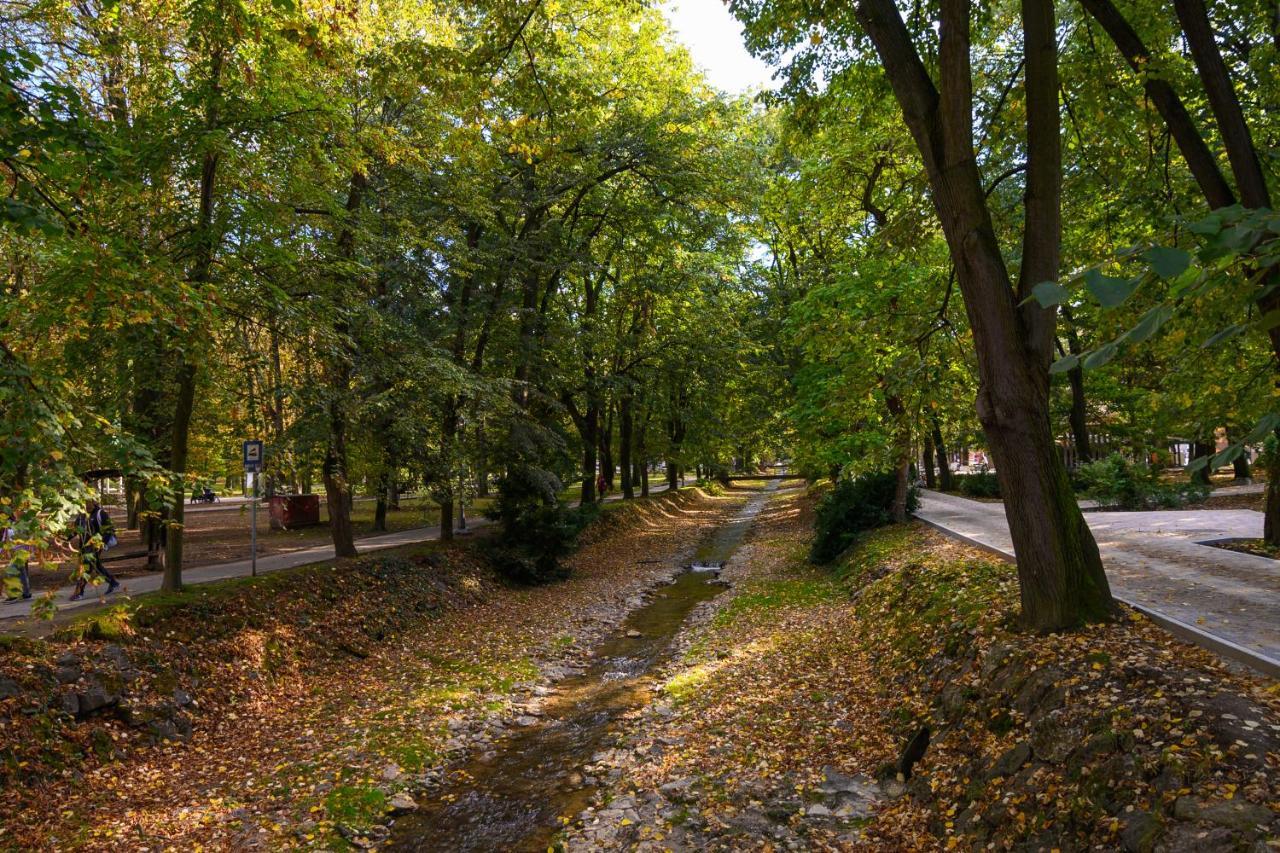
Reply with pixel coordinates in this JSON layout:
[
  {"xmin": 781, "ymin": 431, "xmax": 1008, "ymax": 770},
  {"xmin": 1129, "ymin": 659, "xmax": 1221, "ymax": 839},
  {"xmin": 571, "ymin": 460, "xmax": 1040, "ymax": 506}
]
[
  {"xmin": 664, "ymin": 665, "xmax": 714, "ymax": 703},
  {"xmin": 324, "ymin": 783, "xmax": 387, "ymax": 826},
  {"xmin": 710, "ymin": 577, "xmax": 841, "ymax": 631}
]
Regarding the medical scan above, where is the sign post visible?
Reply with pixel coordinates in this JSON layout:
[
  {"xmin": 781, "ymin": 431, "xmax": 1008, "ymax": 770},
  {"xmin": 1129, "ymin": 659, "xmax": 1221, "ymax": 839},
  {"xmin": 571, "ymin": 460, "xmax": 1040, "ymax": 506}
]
[{"xmin": 243, "ymin": 440, "xmax": 264, "ymax": 576}]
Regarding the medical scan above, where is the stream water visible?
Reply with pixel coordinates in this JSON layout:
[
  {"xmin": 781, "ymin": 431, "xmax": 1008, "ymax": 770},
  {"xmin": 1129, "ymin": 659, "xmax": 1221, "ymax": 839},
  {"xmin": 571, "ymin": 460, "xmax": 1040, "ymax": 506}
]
[{"xmin": 385, "ymin": 482, "xmax": 779, "ymax": 852}]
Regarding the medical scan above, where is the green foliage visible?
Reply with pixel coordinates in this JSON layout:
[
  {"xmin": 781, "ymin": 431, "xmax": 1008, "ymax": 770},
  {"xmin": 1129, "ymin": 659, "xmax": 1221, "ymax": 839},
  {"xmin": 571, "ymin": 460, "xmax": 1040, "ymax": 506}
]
[
  {"xmin": 810, "ymin": 472, "xmax": 916, "ymax": 564},
  {"xmin": 955, "ymin": 472, "xmax": 1001, "ymax": 499},
  {"xmin": 485, "ymin": 466, "xmax": 595, "ymax": 584},
  {"xmin": 1075, "ymin": 453, "xmax": 1209, "ymax": 510}
]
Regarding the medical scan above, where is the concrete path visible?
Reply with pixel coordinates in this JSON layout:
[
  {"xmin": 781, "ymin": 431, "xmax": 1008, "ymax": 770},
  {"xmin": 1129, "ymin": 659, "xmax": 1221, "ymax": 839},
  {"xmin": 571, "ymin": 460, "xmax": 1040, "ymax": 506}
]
[
  {"xmin": 915, "ymin": 490, "xmax": 1280, "ymax": 676},
  {"xmin": 2, "ymin": 482, "xmax": 681, "ymax": 625}
]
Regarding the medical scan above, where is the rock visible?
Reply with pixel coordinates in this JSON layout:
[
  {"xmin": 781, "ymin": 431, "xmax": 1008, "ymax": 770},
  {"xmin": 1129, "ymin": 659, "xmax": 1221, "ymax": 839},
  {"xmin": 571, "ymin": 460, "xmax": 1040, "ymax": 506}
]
[
  {"xmin": 387, "ymin": 792, "xmax": 418, "ymax": 814},
  {"xmin": 1194, "ymin": 692, "xmax": 1278, "ymax": 770},
  {"xmin": 173, "ymin": 688, "xmax": 194, "ymax": 708},
  {"xmin": 1029, "ymin": 713, "xmax": 1077, "ymax": 764},
  {"xmin": 805, "ymin": 803, "xmax": 832, "ymax": 818},
  {"xmin": 56, "ymin": 652, "xmax": 80, "ymax": 668},
  {"xmin": 987, "ymin": 741, "xmax": 1031, "ymax": 779},
  {"xmin": 878, "ymin": 778, "xmax": 907, "ymax": 799},
  {"xmin": 76, "ymin": 684, "xmax": 119, "ymax": 716},
  {"xmin": 381, "ymin": 763, "xmax": 403, "ymax": 782},
  {"xmin": 626, "ymin": 629, "xmax": 642, "ymax": 638},
  {"xmin": 660, "ymin": 778, "xmax": 696, "ymax": 803},
  {"xmin": 0, "ymin": 677, "xmax": 20, "ymax": 699},
  {"xmin": 1011, "ymin": 666, "xmax": 1064, "ymax": 716},
  {"xmin": 1119, "ymin": 810, "xmax": 1162, "ymax": 853},
  {"xmin": 55, "ymin": 666, "xmax": 80, "ymax": 685},
  {"xmin": 100, "ymin": 644, "xmax": 131, "ymax": 670},
  {"xmin": 1172, "ymin": 797, "xmax": 1275, "ymax": 834},
  {"xmin": 514, "ymin": 715, "xmax": 539, "ymax": 727},
  {"xmin": 1154, "ymin": 823, "xmax": 1239, "ymax": 853},
  {"xmin": 57, "ymin": 692, "xmax": 80, "ymax": 716}
]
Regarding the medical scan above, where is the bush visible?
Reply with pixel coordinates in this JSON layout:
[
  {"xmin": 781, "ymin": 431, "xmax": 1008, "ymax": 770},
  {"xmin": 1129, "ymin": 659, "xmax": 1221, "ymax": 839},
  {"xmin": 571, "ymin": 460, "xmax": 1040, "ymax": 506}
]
[
  {"xmin": 484, "ymin": 466, "xmax": 594, "ymax": 584},
  {"xmin": 810, "ymin": 471, "xmax": 918, "ymax": 564},
  {"xmin": 1076, "ymin": 453, "xmax": 1209, "ymax": 510},
  {"xmin": 955, "ymin": 472, "xmax": 1001, "ymax": 498}
]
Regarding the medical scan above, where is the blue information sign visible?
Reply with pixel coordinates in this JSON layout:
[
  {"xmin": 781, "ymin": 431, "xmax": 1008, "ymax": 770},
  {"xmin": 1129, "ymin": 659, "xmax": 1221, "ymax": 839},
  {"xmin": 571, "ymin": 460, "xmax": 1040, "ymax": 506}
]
[{"xmin": 243, "ymin": 440, "xmax": 265, "ymax": 473}]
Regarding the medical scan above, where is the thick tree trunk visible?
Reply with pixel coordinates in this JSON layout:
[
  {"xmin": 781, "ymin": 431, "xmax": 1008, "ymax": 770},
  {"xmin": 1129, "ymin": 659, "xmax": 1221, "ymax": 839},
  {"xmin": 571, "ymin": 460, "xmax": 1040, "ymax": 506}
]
[
  {"xmin": 641, "ymin": 464, "xmax": 650, "ymax": 498},
  {"xmin": 931, "ymin": 420, "xmax": 954, "ymax": 492},
  {"xmin": 619, "ymin": 391, "xmax": 634, "ymax": 499},
  {"xmin": 922, "ymin": 435, "xmax": 937, "ymax": 488},
  {"xmin": 162, "ymin": 361, "xmax": 197, "ymax": 592},
  {"xmin": 1233, "ymin": 453, "xmax": 1251, "ymax": 481},
  {"xmin": 323, "ymin": 396, "xmax": 357, "ymax": 557},
  {"xmin": 440, "ymin": 400, "xmax": 459, "ymax": 542},
  {"xmin": 666, "ymin": 461, "xmax": 678, "ymax": 492},
  {"xmin": 855, "ymin": 0, "xmax": 1114, "ymax": 629}
]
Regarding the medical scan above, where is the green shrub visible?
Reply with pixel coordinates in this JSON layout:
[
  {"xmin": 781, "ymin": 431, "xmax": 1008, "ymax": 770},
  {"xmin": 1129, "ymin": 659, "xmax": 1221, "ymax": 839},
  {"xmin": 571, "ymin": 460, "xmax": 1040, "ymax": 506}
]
[
  {"xmin": 1076, "ymin": 453, "xmax": 1208, "ymax": 509},
  {"xmin": 484, "ymin": 466, "xmax": 595, "ymax": 584},
  {"xmin": 810, "ymin": 471, "xmax": 917, "ymax": 564},
  {"xmin": 955, "ymin": 472, "xmax": 1001, "ymax": 498}
]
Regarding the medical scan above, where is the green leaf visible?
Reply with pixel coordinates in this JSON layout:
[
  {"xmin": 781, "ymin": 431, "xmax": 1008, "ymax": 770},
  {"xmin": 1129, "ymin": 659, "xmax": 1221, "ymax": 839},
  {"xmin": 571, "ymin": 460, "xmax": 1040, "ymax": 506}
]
[
  {"xmin": 1029, "ymin": 280, "xmax": 1069, "ymax": 308},
  {"xmin": 1201, "ymin": 324, "xmax": 1245, "ymax": 348},
  {"xmin": 1084, "ymin": 269, "xmax": 1139, "ymax": 309},
  {"xmin": 1049, "ymin": 354, "xmax": 1079, "ymax": 374},
  {"xmin": 1082, "ymin": 342, "xmax": 1118, "ymax": 370},
  {"xmin": 1143, "ymin": 246, "xmax": 1191, "ymax": 279},
  {"xmin": 1124, "ymin": 305, "xmax": 1173, "ymax": 345},
  {"xmin": 1210, "ymin": 445, "xmax": 1243, "ymax": 470},
  {"xmin": 1186, "ymin": 455, "xmax": 1210, "ymax": 473},
  {"xmin": 1243, "ymin": 413, "xmax": 1280, "ymax": 443}
]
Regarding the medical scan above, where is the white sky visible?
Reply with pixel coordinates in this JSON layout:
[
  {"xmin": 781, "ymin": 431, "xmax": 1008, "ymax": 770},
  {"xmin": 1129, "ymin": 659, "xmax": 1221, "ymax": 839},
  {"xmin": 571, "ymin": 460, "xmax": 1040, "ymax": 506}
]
[{"xmin": 661, "ymin": 0, "xmax": 779, "ymax": 94}]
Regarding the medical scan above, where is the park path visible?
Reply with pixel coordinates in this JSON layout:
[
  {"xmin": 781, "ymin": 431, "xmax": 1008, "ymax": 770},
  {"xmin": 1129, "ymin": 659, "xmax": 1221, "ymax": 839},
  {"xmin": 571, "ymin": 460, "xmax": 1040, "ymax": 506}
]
[
  {"xmin": 1, "ymin": 482, "xmax": 679, "ymax": 626},
  {"xmin": 915, "ymin": 490, "xmax": 1280, "ymax": 676}
]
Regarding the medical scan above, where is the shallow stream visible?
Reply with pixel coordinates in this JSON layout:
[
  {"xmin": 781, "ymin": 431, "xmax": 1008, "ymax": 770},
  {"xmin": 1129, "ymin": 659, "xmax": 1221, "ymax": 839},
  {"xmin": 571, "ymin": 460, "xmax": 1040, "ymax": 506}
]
[{"xmin": 385, "ymin": 482, "xmax": 778, "ymax": 851}]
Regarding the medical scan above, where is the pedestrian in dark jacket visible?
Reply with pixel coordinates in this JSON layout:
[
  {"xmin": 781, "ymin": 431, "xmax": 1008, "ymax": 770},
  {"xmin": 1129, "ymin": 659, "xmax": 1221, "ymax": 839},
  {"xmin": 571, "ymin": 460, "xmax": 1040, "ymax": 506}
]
[{"xmin": 69, "ymin": 498, "xmax": 120, "ymax": 601}]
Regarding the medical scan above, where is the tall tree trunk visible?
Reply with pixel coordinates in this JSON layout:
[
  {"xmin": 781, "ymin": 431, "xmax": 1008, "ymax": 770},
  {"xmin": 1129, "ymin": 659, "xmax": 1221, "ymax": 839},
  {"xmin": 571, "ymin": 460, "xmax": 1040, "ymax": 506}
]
[
  {"xmin": 440, "ymin": 399, "xmax": 458, "ymax": 542},
  {"xmin": 163, "ymin": 49, "xmax": 222, "ymax": 592},
  {"xmin": 922, "ymin": 435, "xmax": 937, "ymax": 489},
  {"xmin": 373, "ymin": 470, "xmax": 389, "ymax": 532},
  {"xmin": 886, "ymin": 394, "xmax": 911, "ymax": 522},
  {"xmin": 855, "ymin": 0, "xmax": 1114, "ymax": 629},
  {"xmin": 323, "ymin": 170, "xmax": 367, "ymax": 560},
  {"xmin": 580, "ymin": 402, "xmax": 599, "ymax": 505},
  {"xmin": 931, "ymin": 418, "xmax": 955, "ymax": 492},
  {"xmin": 620, "ymin": 390, "xmax": 634, "ymax": 499},
  {"xmin": 162, "ymin": 361, "xmax": 197, "ymax": 592},
  {"xmin": 666, "ymin": 461, "xmax": 678, "ymax": 492}
]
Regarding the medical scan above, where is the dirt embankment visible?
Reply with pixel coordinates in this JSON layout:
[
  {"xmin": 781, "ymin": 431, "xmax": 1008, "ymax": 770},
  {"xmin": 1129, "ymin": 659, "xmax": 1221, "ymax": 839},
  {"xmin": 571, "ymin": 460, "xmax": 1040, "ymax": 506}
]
[
  {"xmin": 0, "ymin": 485, "xmax": 742, "ymax": 851},
  {"xmin": 561, "ymin": 486, "xmax": 1280, "ymax": 852}
]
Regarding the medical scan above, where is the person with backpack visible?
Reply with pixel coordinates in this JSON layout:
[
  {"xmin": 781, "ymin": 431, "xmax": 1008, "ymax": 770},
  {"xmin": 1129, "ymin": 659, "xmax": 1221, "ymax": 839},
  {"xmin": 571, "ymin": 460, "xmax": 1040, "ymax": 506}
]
[{"xmin": 69, "ymin": 497, "xmax": 120, "ymax": 601}]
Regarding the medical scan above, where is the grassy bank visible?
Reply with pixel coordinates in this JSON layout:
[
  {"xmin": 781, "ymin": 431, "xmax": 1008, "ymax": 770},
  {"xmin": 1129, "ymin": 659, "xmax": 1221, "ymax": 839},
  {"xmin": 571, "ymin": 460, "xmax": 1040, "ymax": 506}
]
[
  {"xmin": 0, "ymin": 485, "xmax": 740, "ymax": 850},
  {"xmin": 563, "ymin": 486, "xmax": 1280, "ymax": 851}
]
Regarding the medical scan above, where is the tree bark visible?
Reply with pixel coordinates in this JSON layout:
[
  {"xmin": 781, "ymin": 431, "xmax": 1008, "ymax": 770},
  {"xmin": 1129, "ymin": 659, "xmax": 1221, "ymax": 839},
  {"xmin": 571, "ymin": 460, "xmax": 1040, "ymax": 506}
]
[
  {"xmin": 855, "ymin": 0, "xmax": 1114, "ymax": 629},
  {"xmin": 162, "ymin": 361, "xmax": 197, "ymax": 592},
  {"xmin": 922, "ymin": 435, "xmax": 937, "ymax": 488},
  {"xmin": 373, "ymin": 470, "xmax": 389, "ymax": 532},
  {"xmin": 930, "ymin": 418, "xmax": 954, "ymax": 492},
  {"xmin": 620, "ymin": 390, "xmax": 635, "ymax": 499}
]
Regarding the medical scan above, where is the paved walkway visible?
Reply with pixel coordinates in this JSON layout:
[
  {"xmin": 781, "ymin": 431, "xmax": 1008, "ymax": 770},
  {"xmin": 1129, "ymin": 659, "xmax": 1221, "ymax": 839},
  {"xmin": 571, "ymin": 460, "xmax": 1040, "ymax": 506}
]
[
  {"xmin": 2, "ymin": 482, "xmax": 680, "ymax": 625},
  {"xmin": 915, "ymin": 490, "xmax": 1280, "ymax": 676}
]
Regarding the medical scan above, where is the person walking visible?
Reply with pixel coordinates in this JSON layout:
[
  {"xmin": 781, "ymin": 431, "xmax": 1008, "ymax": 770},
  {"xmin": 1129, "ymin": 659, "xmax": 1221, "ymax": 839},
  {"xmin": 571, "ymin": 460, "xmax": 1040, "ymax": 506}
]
[
  {"xmin": 2, "ymin": 512, "xmax": 31, "ymax": 603},
  {"xmin": 69, "ymin": 497, "xmax": 120, "ymax": 601}
]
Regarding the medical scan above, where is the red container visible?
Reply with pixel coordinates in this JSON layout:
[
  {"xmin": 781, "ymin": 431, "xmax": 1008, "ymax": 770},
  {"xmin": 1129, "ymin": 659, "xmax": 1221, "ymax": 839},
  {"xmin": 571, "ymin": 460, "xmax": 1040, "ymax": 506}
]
[{"xmin": 269, "ymin": 494, "xmax": 321, "ymax": 530}]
